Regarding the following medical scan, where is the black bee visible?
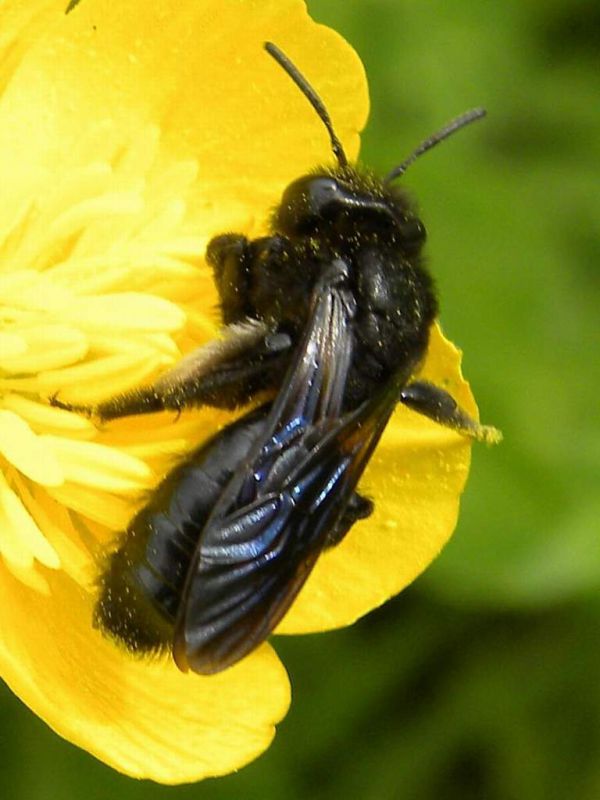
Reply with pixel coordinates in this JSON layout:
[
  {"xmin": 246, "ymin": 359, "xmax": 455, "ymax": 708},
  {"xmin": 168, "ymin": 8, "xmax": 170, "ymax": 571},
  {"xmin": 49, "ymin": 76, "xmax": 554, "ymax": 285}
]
[{"xmin": 56, "ymin": 43, "xmax": 497, "ymax": 674}]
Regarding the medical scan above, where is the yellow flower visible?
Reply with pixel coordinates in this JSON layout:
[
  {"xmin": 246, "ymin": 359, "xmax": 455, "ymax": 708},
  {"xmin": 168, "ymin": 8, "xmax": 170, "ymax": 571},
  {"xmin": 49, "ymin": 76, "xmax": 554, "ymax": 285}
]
[{"xmin": 0, "ymin": 0, "xmax": 479, "ymax": 784}]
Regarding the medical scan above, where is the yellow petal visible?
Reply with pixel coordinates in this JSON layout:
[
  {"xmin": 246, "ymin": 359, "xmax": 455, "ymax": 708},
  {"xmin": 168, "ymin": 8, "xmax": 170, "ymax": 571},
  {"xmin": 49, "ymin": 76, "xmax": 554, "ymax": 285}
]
[
  {"xmin": 88, "ymin": 331, "xmax": 180, "ymax": 359},
  {"xmin": 279, "ymin": 325, "xmax": 474, "ymax": 633},
  {"xmin": 0, "ymin": 473, "xmax": 60, "ymax": 569},
  {"xmin": 41, "ymin": 435, "xmax": 154, "ymax": 493},
  {"xmin": 0, "ymin": 331, "xmax": 26, "ymax": 357},
  {"xmin": 0, "ymin": 268, "xmax": 72, "ymax": 311},
  {"xmin": 0, "ymin": 0, "xmax": 368, "ymax": 242},
  {"xmin": 0, "ymin": 566, "xmax": 290, "ymax": 782},
  {"xmin": 2, "ymin": 393, "xmax": 96, "ymax": 437},
  {"xmin": 0, "ymin": 409, "xmax": 64, "ymax": 486},
  {"xmin": 0, "ymin": 482, "xmax": 33, "ymax": 569},
  {"xmin": 60, "ymin": 292, "xmax": 186, "ymax": 333},
  {"xmin": 14, "ymin": 478, "xmax": 94, "ymax": 586},
  {"xmin": 47, "ymin": 481, "xmax": 141, "ymax": 530},
  {"xmin": 4, "ymin": 559, "xmax": 50, "ymax": 594},
  {"xmin": 0, "ymin": 325, "xmax": 88, "ymax": 374}
]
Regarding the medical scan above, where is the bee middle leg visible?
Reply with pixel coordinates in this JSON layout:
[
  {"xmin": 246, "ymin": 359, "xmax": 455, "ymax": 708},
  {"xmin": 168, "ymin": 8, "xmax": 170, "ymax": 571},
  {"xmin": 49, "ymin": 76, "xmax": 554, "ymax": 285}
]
[{"xmin": 400, "ymin": 380, "xmax": 501, "ymax": 443}]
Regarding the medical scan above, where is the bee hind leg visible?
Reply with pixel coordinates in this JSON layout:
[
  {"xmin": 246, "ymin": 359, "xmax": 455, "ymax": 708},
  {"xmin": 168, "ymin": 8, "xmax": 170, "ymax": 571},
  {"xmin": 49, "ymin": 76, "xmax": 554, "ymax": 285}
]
[
  {"xmin": 49, "ymin": 322, "xmax": 292, "ymax": 422},
  {"xmin": 50, "ymin": 385, "xmax": 173, "ymax": 421},
  {"xmin": 324, "ymin": 492, "xmax": 374, "ymax": 549}
]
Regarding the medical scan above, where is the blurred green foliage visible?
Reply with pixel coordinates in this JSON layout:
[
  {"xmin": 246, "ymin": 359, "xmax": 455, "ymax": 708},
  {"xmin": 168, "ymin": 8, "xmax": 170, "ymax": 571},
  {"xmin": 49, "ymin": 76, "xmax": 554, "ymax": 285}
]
[{"xmin": 2, "ymin": 0, "xmax": 599, "ymax": 797}]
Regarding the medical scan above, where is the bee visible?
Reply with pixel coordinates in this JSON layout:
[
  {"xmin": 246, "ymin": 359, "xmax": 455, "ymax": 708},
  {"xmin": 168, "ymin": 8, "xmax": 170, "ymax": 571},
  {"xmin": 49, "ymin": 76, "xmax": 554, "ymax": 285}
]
[{"xmin": 55, "ymin": 42, "xmax": 498, "ymax": 674}]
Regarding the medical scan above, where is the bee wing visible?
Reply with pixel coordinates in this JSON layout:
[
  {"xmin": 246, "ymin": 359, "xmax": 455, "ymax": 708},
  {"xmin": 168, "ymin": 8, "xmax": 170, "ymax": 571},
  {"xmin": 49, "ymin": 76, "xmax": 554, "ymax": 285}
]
[
  {"xmin": 174, "ymin": 393, "xmax": 397, "ymax": 674},
  {"xmin": 172, "ymin": 261, "xmax": 399, "ymax": 674}
]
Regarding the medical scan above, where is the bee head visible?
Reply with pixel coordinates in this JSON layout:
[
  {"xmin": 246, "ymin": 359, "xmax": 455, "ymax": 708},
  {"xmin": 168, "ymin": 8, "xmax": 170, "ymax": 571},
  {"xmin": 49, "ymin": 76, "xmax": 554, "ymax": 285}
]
[
  {"xmin": 275, "ymin": 174, "xmax": 361, "ymax": 235},
  {"xmin": 274, "ymin": 172, "xmax": 425, "ymax": 250}
]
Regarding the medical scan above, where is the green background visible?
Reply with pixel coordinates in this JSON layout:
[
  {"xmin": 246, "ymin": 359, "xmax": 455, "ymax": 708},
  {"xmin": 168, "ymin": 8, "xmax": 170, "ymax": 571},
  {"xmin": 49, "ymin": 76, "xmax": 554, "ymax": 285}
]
[{"xmin": 2, "ymin": 1, "xmax": 599, "ymax": 797}]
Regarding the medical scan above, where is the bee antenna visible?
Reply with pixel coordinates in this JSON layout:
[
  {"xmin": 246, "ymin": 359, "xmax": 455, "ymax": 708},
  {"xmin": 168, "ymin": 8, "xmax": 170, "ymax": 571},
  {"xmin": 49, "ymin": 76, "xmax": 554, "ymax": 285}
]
[
  {"xmin": 264, "ymin": 42, "xmax": 349, "ymax": 169},
  {"xmin": 384, "ymin": 107, "xmax": 486, "ymax": 183}
]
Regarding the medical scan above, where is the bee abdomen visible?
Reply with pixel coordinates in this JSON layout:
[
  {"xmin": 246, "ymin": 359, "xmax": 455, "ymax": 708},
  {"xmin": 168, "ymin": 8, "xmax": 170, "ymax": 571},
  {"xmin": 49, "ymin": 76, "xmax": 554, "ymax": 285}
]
[
  {"xmin": 94, "ymin": 406, "xmax": 271, "ymax": 655},
  {"xmin": 94, "ymin": 531, "xmax": 176, "ymax": 654}
]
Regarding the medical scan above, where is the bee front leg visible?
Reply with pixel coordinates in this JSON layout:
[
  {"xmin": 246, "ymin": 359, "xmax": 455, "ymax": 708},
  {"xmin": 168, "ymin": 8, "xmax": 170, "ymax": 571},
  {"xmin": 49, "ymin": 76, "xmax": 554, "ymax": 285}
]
[
  {"xmin": 207, "ymin": 232, "xmax": 304, "ymax": 326},
  {"xmin": 206, "ymin": 234, "xmax": 254, "ymax": 324},
  {"xmin": 400, "ymin": 381, "xmax": 501, "ymax": 443}
]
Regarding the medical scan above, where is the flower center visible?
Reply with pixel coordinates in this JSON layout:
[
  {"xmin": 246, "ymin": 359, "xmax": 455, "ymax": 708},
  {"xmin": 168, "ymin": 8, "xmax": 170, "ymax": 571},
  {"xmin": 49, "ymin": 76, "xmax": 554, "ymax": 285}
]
[{"xmin": 0, "ymin": 128, "xmax": 213, "ymax": 592}]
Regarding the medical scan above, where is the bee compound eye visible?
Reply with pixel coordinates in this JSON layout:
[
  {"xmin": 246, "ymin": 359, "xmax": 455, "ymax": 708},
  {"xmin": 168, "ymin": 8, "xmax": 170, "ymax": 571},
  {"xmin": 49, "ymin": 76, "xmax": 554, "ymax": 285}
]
[
  {"xmin": 275, "ymin": 174, "xmax": 349, "ymax": 235},
  {"xmin": 308, "ymin": 178, "xmax": 338, "ymax": 211}
]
